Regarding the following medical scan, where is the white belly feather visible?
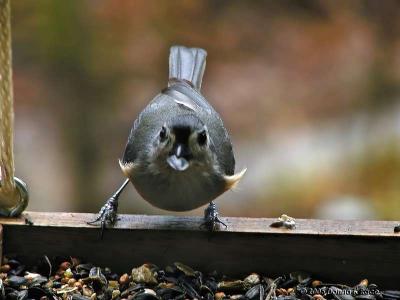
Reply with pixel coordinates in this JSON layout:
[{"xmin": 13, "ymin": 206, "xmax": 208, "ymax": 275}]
[{"xmin": 132, "ymin": 166, "xmax": 226, "ymax": 211}]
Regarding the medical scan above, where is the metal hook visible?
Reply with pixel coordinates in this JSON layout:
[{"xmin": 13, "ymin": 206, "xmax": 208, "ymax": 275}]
[{"xmin": 0, "ymin": 177, "xmax": 29, "ymax": 217}]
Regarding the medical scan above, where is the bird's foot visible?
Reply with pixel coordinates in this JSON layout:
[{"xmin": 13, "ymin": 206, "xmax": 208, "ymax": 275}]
[
  {"xmin": 201, "ymin": 202, "xmax": 227, "ymax": 231},
  {"xmin": 87, "ymin": 179, "xmax": 129, "ymax": 239},
  {"xmin": 87, "ymin": 194, "xmax": 119, "ymax": 238}
]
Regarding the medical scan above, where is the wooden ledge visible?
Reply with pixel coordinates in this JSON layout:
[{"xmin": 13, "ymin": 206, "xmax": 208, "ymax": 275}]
[
  {"xmin": 0, "ymin": 211, "xmax": 399, "ymax": 237},
  {"xmin": 0, "ymin": 212, "xmax": 400, "ymax": 288}
]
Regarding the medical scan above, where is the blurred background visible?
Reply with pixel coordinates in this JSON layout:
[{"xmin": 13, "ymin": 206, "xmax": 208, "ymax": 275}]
[{"xmin": 9, "ymin": 0, "xmax": 400, "ymax": 220}]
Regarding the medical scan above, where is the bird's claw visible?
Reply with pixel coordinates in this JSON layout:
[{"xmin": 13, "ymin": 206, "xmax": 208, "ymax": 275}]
[
  {"xmin": 201, "ymin": 215, "xmax": 227, "ymax": 232},
  {"xmin": 201, "ymin": 202, "xmax": 227, "ymax": 231},
  {"xmin": 87, "ymin": 195, "xmax": 119, "ymax": 238}
]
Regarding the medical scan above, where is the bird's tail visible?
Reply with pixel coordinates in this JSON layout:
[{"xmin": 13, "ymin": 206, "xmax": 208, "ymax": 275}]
[{"xmin": 169, "ymin": 45, "xmax": 207, "ymax": 91}]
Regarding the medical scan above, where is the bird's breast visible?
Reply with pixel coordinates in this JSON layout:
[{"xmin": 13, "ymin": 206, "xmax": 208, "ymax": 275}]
[{"xmin": 131, "ymin": 167, "xmax": 227, "ymax": 211}]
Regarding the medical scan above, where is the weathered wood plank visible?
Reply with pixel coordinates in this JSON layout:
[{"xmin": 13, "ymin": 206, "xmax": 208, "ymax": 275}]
[
  {"xmin": 1, "ymin": 211, "xmax": 399, "ymax": 236},
  {"xmin": 0, "ymin": 212, "xmax": 399, "ymax": 288}
]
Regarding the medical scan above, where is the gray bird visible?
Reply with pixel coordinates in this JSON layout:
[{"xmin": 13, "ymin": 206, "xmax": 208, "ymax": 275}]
[{"xmin": 89, "ymin": 45, "xmax": 246, "ymax": 235}]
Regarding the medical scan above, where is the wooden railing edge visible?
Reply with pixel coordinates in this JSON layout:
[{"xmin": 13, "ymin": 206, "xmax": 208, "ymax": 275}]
[{"xmin": 0, "ymin": 211, "xmax": 398, "ymax": 238}]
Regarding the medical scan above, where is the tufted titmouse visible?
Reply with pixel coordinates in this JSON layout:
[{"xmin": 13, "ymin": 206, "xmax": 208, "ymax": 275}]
[{"xmin": 89, "ymin": 45, "xmax": 246, "ymax": 235}]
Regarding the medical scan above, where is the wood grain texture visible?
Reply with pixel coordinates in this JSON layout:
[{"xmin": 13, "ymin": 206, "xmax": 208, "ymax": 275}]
[
  {"xmin": 1, "ymin": 211, "xmax": 400, "ymax": 236},
  {"xmin": 0, "ymin": 212, "xmax": 399, "ymax": 288}
]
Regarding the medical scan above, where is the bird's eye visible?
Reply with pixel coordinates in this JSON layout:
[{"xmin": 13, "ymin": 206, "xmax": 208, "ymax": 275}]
[
  {"xmin": 197, "ymin": 130, "xmax": 207, "ymax": 146},
  {"xmin": 160, "ymin": 126, "xmax": 167, "ymax": 141}
]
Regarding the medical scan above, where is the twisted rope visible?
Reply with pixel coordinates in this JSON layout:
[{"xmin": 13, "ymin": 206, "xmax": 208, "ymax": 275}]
[
  {"xmin": 0, "ymin": 0, "xmax": 28, "ymax": 216},
  {"xmin": 0, "ymin": 0, "xmax": 15, "ymax": 196}
]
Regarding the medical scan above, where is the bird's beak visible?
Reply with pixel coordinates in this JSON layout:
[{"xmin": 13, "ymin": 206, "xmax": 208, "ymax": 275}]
[
  {"xmin": 167, "ymin": 155, "xmax": 189, "ymax": 171},
  {"xmin": 167, "ymin": 145, "xmax": 189, "ymax": 171}
]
